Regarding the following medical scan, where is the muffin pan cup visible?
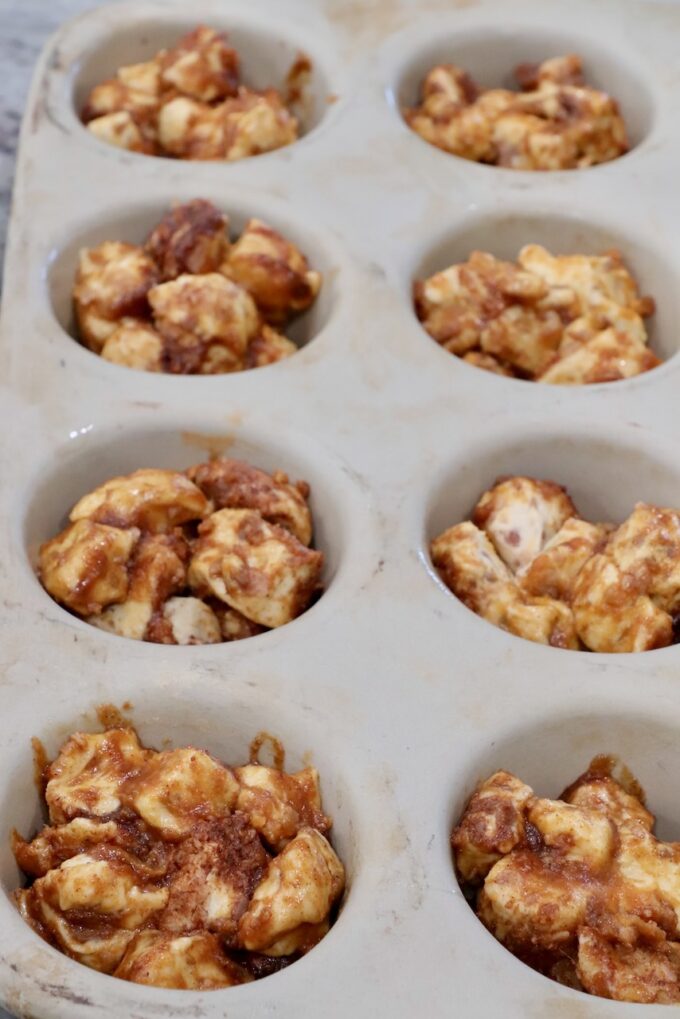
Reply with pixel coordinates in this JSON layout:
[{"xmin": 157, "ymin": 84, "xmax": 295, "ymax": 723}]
[{"xmin": 3, "ymin": 0, "xmax": 680, "ymax": 1016}]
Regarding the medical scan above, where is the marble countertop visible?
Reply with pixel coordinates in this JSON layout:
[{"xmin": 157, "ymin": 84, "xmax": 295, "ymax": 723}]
[{"xmin": 0, "ymin": 0, "xmax": 116, "ymax": 281}]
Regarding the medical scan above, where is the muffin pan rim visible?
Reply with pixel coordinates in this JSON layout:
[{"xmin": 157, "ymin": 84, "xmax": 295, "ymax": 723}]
[{"xmin": 44, "ymin": 0, "xmax": 350, "ymax": 163}]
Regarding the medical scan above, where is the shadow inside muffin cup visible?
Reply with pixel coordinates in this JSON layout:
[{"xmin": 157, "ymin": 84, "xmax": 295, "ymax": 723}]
[
  {"xmin": 410, "ymin": 210, "xmax": 680, "ymax": 371},
  {"xmin": 425, "ymin": 429, "xmax": 680, "ymax": 543},
  {"xmin": 0, "ymin": 691, "xmax": 356, "ymax": 981},
  {"xmin": 46, "ymin": 198, "xmax": 336, "ymax": 368},
  {"xmin": 23, "ymin": 423, "xmax": 346, "ymax": 640},
  {"xmin": 70, "ymin": 15, "xmax": 333, "ymax": 146},
  {"xmin": 449, "ymin": 708, "xmax": 680, "ymax": 841},
  {"xmin": 393, "ymin": 24, "xmax": 655, "ymax": 161}
]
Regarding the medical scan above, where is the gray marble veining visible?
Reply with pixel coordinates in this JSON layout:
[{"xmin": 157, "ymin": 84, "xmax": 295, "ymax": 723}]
[{"xmin": 0, "ymin": 0, "xmax": 113, "ymax": 280}]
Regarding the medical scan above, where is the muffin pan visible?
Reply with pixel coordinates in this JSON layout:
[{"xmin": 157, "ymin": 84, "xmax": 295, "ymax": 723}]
[{"xmin": 3, "ymin": 0, "xmax": 680, "ymax": 1015}]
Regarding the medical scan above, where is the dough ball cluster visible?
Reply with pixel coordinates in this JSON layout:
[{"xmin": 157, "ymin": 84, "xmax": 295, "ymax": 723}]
[
  {"xmin": 81, "ymin": 26, "xmax": 299, "ymax": 161},
  {"xmin": 405, "ymin": 54, "xmax": 628, "ymax": 170},
  {"xmin": 453, "ymin": 756, "xmax": 680, "ymax": 1003},
  {"xmin": 431, "ymin": 476, "xmax": 680, "ymax": 652},
  {"xmin": 73, "ymin": 199, "xmax": 321, "ymax": 373},
  {"xmin": 415, "ymin": 245, "xmax": 657, "ymax": 383},
  {"xmin": 39, "ymin": 457, "xmax": 324, "ymax": 642},
  {"xmin": 13, "ymin": 727, "xmax": 344, "ymax": 988}
]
